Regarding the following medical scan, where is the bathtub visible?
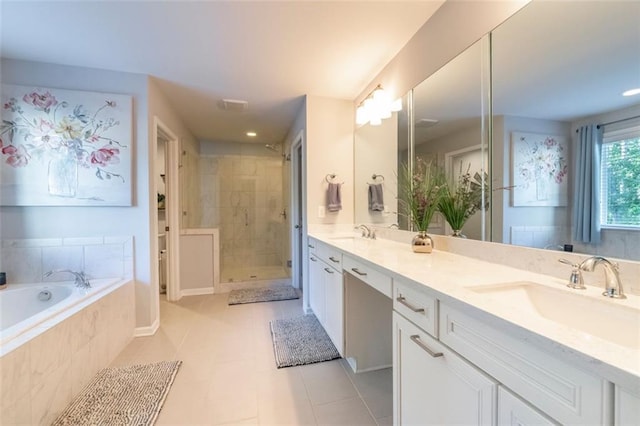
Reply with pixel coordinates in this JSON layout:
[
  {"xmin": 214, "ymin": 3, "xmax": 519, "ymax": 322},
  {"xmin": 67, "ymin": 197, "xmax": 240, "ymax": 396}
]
[{"xmin": 0, "ymin": 278, "xmax": 127, "ymax": 356}]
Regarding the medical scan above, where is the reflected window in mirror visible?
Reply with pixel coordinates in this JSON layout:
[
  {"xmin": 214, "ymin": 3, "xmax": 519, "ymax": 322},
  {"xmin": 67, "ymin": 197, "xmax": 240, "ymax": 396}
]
[{"xmin": 491, "ymin": 1, "xmax": 640, "ymax": 260}]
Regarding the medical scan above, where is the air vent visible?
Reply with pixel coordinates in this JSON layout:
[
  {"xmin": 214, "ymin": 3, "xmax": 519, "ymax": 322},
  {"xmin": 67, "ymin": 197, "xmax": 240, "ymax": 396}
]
[
  {"xmin": 218, "ymin": 99, "xmax": 248, "ymax": 112},
  {"xmin": 415, "ymin": 118, "xmax": 439, "ymax": 128}
]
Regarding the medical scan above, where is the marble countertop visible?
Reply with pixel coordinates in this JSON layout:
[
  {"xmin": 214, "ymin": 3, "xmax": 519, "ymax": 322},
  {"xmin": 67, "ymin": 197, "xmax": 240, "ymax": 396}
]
[{"xmin": 308, "ymin": 230, "xmax": 640, "ymax": 393}]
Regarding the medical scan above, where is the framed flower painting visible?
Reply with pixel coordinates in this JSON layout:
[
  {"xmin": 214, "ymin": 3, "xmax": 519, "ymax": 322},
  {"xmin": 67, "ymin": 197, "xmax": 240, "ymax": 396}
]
[
  {"xmin": 0, "ymin": 84, "xmax": 132, "ymax": 206},
  {"xmin": 511, "ymin": 132, "xmax": 569, "ymax": 207}
]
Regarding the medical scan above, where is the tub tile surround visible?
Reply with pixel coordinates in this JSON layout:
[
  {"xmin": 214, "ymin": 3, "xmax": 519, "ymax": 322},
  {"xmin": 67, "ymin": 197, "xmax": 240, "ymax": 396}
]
[
  {"xmin": 0, "ymin": 235, "xmax": 134, "ymax": 284},
  {"xmin": 0, "ymin": 280, "xmax": 135, "ymax": 425},
  {"xmin": 308, "ymin": 225, "xmax": 640, "ymax": 393},
  {"xmin": 0, "ymin": 236, "xmax": 135, "ymax": 424}
]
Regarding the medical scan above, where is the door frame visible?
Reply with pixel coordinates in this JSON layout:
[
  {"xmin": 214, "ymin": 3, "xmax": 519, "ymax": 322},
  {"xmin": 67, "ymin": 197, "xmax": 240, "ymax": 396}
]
[
  {"xmin": 290, "ymin": 130, "xmax": 308, "ymax": 309},
  {"xmin": 151, "ymin": 117, "xmax": 181, "ymax": 314}
]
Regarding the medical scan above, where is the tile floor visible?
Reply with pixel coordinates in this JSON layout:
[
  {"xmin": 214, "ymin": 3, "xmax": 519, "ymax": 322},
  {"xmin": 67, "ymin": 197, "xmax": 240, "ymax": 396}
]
[{"xmin": 110, "ymin": 292, "xmax": 393, "ymax": 425}]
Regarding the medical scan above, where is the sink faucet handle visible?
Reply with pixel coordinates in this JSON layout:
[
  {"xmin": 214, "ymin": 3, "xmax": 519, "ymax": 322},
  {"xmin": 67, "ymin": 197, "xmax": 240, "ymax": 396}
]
[{"xmin": 558, "ymin": 258, "xmax": 586, "ymax": 290}]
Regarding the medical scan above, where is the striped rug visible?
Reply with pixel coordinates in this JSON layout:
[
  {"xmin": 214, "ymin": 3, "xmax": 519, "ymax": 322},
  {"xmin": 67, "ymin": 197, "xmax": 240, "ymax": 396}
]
[
  {"xmin": 53, "ymin": 360, "xmax": 182, "ymax": 426},
  {"xmin": 270, "ymin": 314, "xmax": 340, "ymax": 368}
]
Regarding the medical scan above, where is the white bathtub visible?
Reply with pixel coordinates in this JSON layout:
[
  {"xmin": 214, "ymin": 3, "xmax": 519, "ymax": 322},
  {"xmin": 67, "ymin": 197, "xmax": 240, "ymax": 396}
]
[{"xmin": 0, "ymin": 278, "xmax": 127, "ymax": 355}]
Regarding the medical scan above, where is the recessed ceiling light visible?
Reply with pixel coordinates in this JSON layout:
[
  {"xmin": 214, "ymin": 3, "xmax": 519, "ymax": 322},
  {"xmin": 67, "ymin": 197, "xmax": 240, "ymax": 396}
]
[
  {"xmin": 622, "ymin": 88, "xmax": 640, "ymax": 97},
  {"xmin": 246, "ymin": 131, "xmax": 257, "ymax": 137}
]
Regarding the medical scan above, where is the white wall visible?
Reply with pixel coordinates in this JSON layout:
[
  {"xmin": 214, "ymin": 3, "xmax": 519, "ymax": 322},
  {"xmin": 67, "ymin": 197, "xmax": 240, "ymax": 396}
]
[
  {"xmin": 0, "ymin": 58, "xmax": 154, "ymax": 328},
  {"xmin": 305, "ymin": 96, "xmax": 354, "ymax": 225},
  {"xmin": 356, "ymin": 1, "xmax": 529, "ymax": 104}
]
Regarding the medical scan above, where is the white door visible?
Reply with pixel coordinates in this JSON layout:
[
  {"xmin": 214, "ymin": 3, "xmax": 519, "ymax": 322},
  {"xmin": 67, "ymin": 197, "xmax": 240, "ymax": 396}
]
[
  {"xmin": 308, "ymin": 254, "xmax": 325, "ymax": 324},
  {"xmin": 498, "ymin": 386, "xmax": 557, "ymax": 425},
  {"xmin": 323, "ymin": 265, "xmax": 343, "ymax": 355},
  {"xmin": 394, "ymin": 312, "xmax": 497, "ymax": 426}
]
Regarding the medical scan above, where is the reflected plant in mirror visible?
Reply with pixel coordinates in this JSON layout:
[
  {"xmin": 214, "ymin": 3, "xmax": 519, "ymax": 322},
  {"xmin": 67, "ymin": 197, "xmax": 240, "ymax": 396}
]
[{"xmin": 438, "ymin": 163, "xmax": 487, "ymax": 237}]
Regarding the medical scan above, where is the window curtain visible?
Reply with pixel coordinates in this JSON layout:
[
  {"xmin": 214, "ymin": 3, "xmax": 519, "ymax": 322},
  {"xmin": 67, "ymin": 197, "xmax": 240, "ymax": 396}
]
[{"xmin": 572, "ymin": 124, "xmax": 603, "ymax": 243}]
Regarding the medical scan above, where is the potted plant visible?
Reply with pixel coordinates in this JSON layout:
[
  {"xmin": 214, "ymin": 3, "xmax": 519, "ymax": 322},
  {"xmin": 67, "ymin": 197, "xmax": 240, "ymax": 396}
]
[
  {"xmin": 398, "ymin": 158, "xmax": 446, "ymax": 253},
  {"xmin": 438, "ymin": 163, "xmax": 487, "ymax": 237}
]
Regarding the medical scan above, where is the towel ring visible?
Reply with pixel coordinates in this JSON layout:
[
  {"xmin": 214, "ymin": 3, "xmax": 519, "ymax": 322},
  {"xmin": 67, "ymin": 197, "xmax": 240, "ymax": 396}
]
[
  {"xmin": 368, "ymin": 174, "xmax": 385, "ymax": 184},
  {"xmin": 325, "ymin": 174, "xmax": 344, "ymax": 185}
]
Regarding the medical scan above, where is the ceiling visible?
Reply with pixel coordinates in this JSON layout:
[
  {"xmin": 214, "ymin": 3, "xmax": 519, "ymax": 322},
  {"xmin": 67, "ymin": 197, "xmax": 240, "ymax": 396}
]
[
  {"xmin": 413, "ymin": 0, "xmax": 640, "ymax": 143},
  {"xmin": 1, "ymin": 0, "xmax": 444, "ymax": 145}
]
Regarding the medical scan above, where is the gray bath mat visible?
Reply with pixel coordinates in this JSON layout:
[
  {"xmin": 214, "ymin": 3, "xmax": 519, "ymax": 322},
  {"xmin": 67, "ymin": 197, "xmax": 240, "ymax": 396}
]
[
  {"xmin": 53, "ymin": 360, "xmax": 182, "ymax": 426},
  {"xmin": 270, "ymin": 314, "xmax": 341, "ymax": 368},
  {"xmin": 228, "ymin": 286, "xmax": 299, "ymax": 305}
]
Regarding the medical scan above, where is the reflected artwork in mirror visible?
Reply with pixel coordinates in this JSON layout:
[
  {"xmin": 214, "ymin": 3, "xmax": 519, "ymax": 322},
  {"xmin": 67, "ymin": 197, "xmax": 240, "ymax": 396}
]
[{"xmin": 491, "ymin": 1, "xmax": 640, "ymax": 261}]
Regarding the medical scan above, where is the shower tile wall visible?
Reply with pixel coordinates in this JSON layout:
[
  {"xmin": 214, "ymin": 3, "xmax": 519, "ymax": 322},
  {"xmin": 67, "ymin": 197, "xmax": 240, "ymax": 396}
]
[{"xmin": 200, "ymin": 155, "xmax": 284, "ymax": 275}]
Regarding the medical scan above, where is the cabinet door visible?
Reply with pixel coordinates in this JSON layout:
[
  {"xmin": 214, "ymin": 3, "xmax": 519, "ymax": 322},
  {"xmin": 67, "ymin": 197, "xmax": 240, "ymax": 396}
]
[
  {"xmin": 615, "ymin": 385, "xmax": 640, "ymax": 426},
  {"xmin": 499, "ymin": 386, "xmax": 558, "ymax": 425},
  {"xmin": 308, "ymin": 254, "xmax": 325, "ymax": 324},
  {"xmin": 393, "ymin": 312, "xmax": 497, "ymax": 426},
  {"xmin": 323, "ymin": 265, "xmax": 343, "ymax": 355}
]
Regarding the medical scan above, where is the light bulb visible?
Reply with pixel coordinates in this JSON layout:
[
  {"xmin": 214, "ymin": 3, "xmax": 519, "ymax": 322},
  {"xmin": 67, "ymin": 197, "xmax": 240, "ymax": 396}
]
[
  {"xmin": 356, "ymin": 105, "xmax": 368, "ymax": 125},
  {"xmin": 390, "ymin": 98, "xmax": 403, "ymax": 112}
]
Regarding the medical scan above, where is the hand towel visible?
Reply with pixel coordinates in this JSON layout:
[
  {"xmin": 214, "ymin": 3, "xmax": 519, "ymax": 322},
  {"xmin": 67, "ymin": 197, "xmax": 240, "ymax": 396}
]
[
  {"xmin": 327, "ymin": 183, "xmax": 342, "ymax": 212},
  {"xmin": 368, "ymin": 183, "xmax": 384, "ymax": 211}
]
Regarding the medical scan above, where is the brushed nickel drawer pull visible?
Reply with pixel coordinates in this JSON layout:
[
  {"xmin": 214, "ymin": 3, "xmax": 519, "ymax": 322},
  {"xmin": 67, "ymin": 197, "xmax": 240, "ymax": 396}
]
[
  {"xmin": 329, "ymin": 256, "xmax": 340, "ymax": 263},
  {"xmin": 351, "ymin": 268, "xmax": 367, "ymax": 276},
  {"xmin": 396, "ymin": 296, "xmax": 425, "ymax": 313},
  {"xmin": 310, "ymin": 257, "xmax": 318, "ymax": 262},
  {"xmin": 324, "ymin": 267, "xmax": 334, "ymax": 274},
  {"xmin": 410, "ymin": 335, "xmax": 443, "ymax": 358}
]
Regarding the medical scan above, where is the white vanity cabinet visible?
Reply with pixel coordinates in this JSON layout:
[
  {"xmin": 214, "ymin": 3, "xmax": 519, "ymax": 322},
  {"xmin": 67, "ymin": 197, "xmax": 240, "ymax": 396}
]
[
  {"xmin": 615, "ymin": 386, "xmax": 640, "ymax": 426},
  {"xmin": 393, "ymin": 312, "xmax": 498, "ymax": 425},
  {"xmin": 498, "ymin": 386, "xmax": 558, "ymax": 425},
  {"xmin": 306, "ymin": 238, "xmax": 344, "ymax": 354}
]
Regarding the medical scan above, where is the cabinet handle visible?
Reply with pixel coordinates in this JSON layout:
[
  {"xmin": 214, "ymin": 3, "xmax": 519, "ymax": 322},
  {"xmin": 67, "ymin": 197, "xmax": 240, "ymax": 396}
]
[
  {"xmin": 310, "ymin": 257, "xmax": 318, "ymax": 262},
  {"xmin": 324, "ymin": 267, "xmax": 334, "ymax": 274},
  {"xmin": 351, "ymin": 268, "xmax": 367, "ymax": 276},
  {"xmin": 396, "ymin": 296, "xmax": 425, "ymax": 313},
  {"xmin": 308, "ymin": 244, "xmax": 315, "ymax": 249},
  {"xmin": 329, "ymin": 256, "xmax": 340, "ymax": 263},
  {"xmin": 410, "ymin": 335, "xmax": 443, "ymax": 358}
]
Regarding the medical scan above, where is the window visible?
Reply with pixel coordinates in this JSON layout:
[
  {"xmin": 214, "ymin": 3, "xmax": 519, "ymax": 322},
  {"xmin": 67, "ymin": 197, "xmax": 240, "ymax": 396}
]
[{"xmin": 600, "ymin": 125, "xmax": 640, "ymax": 227}]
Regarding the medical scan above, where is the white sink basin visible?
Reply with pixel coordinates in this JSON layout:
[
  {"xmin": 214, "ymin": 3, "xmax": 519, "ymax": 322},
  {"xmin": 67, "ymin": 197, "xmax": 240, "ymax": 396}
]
[
  {"xmin": 328, "ymin": 235, "xmax": 358, "ymax": 241},
  {"xmin": 470, "ymin": 281, "xmax": 640, "ymax": 350}
]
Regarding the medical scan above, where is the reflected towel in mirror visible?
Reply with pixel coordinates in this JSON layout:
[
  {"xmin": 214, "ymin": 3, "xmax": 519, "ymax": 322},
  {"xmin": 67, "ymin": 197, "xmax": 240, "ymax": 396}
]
[{"xmin": 369, "ymin": 183, "xmax": 384, "ymax": 211}]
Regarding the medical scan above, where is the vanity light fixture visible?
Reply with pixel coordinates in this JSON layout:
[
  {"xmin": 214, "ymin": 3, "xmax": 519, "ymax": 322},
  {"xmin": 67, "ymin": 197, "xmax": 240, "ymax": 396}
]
[
  {"xmin": 622, "ymin": 87, "xmax": 640, "ymax": 97},
  {"xmin": 246, "ymin": 131, "xmax": 257, "ymax": 137},
  {"xmin": 356, "ymin": 84, "xmax": 402, "ymax": 126}
]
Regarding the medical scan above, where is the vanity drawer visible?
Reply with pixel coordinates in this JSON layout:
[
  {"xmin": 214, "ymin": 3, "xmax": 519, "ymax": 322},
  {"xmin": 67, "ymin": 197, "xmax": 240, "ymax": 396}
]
[
  {"xmin": 393, "ymin": 280, "xmax": 438, "ymax": 338},
  {"xmin": 307, "ymin": 237, "xmax": 318, "ymax": 254},
  {"xmin": 343, "ymin": 255, "xmax": 392, "ymax": 298},
  {"xmin": 317, "ymin": 242, "xmax": 342, "ymax": 271},
  {"xmin": 439, "ymin": 302, "xmax": 609, "ymax": 425}
]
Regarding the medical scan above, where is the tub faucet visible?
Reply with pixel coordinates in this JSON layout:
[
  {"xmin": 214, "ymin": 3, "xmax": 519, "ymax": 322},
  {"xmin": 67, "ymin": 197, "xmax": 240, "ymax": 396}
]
[
  {"xmin": 43, "ymin": 269, "xmax": 91, "ymax": 289},
  {"xmin": 578, "ymin": 256, "xmax": 625, "ymax": 299}
]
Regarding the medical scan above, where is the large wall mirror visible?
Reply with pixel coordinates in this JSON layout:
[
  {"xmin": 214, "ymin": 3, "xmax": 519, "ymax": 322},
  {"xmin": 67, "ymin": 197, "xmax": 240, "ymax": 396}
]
[{"xmin": 492, "ymin": 1, "xmax": 640, "ymax": 261}]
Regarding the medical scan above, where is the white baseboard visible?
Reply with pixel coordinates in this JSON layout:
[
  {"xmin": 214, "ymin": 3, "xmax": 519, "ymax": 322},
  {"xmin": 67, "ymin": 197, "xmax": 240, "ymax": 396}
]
[
  {"xmin": 180, "ymin": 287, "xmax": 214, "ymax": 297},
  {"xmin": 134, "ymin": 317, "xmax": 159, "ymax": 337}
]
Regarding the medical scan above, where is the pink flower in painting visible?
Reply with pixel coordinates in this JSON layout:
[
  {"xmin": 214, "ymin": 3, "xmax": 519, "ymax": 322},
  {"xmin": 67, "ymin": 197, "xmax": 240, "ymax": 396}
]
[
  {"xmin": 90, "ymin": 146, "xmax": 120, "ymax": 166},
  {"xmin": 2, "ymin": 144, "xmax": 29, "ymax": 167},
  {"xmin": 22, "ymin": 91, "xmax": 58, "ymax": 112},
  {"xmin": 32, "ymin": 119, "xmax": 59, "ymax": 146}
]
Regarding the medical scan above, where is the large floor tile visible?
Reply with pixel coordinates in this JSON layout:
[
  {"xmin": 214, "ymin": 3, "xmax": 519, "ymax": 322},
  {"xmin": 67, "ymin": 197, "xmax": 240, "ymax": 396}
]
[
  {"xmin": 300, "ymin": 360, "xmax": 359, "ymax": 405},
  {"xmin": 313, "ymin": 397, "xmax": 377, "ymax": 426}
]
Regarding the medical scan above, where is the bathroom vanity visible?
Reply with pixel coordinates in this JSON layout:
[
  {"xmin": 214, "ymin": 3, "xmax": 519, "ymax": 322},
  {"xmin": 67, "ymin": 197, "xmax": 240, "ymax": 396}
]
[{"xmin": 306, "ymin": 232, "xmax": 640, "ymax": 425}]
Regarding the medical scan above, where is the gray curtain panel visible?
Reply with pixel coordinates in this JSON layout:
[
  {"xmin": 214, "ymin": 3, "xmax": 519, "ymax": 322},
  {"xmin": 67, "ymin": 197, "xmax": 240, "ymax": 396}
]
[{"xmin": 572, "ymin": 124, "xmax": 603, "ymax": 243}]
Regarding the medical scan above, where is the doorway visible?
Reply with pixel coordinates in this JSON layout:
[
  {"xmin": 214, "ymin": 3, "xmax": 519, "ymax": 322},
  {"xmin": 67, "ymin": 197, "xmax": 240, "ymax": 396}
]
[
  {"xmin": 290, "ymin": 131, "xmax": 307, "ymax": 305},
  {"xmin": 152, "ymin": 118, "xmax": 180, "ymax": 315}
]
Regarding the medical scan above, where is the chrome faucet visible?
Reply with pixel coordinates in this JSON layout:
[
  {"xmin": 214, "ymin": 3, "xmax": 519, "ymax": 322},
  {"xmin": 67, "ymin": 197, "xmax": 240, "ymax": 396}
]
[
  {"xmin": 355, "ymin": 224, "xmax": 373, "ymax": 239},
  {"xmin": 558, "ymin": 258, "xmax": 586, "ymax": 289},
  {"xmin": 578, "ymin": 256, "xmax": 625, "ymax": 299},
  {"xmin": 43, "ymin": 269, "xmax": 91, "ymax": 289}
]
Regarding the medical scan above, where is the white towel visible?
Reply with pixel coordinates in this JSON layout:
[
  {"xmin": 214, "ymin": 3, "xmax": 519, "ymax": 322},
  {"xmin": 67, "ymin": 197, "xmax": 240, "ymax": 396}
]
[
  {"xmin": 327, "ymin": 183, "xmax": 342, "ymax": 212},
  {"xmin": 368, "ymin": 184, "xmax": 384, "ymax": 211}
]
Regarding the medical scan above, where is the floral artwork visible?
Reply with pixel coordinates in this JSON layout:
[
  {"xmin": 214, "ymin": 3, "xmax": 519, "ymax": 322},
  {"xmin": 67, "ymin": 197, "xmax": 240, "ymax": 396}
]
[
  {"xmin": 511, "ymin": 132, "xmax": 568, "ymax": 207},
  {"xmin": 0, "ymin": 84, "xmax": 132, "ymax": 206}
]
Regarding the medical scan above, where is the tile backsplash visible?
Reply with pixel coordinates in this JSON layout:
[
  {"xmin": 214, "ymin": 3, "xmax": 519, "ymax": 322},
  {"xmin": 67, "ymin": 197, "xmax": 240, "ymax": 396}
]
[{"xmin": 0, "ymin": 236, "xmax": 133, "ymax": 284}]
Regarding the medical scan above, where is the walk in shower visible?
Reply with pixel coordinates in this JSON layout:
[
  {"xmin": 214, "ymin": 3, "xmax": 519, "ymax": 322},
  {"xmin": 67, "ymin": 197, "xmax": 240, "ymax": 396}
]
[{"xmin": 199, "ymin": 142, "xmax": 289, "ymax": 283}]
